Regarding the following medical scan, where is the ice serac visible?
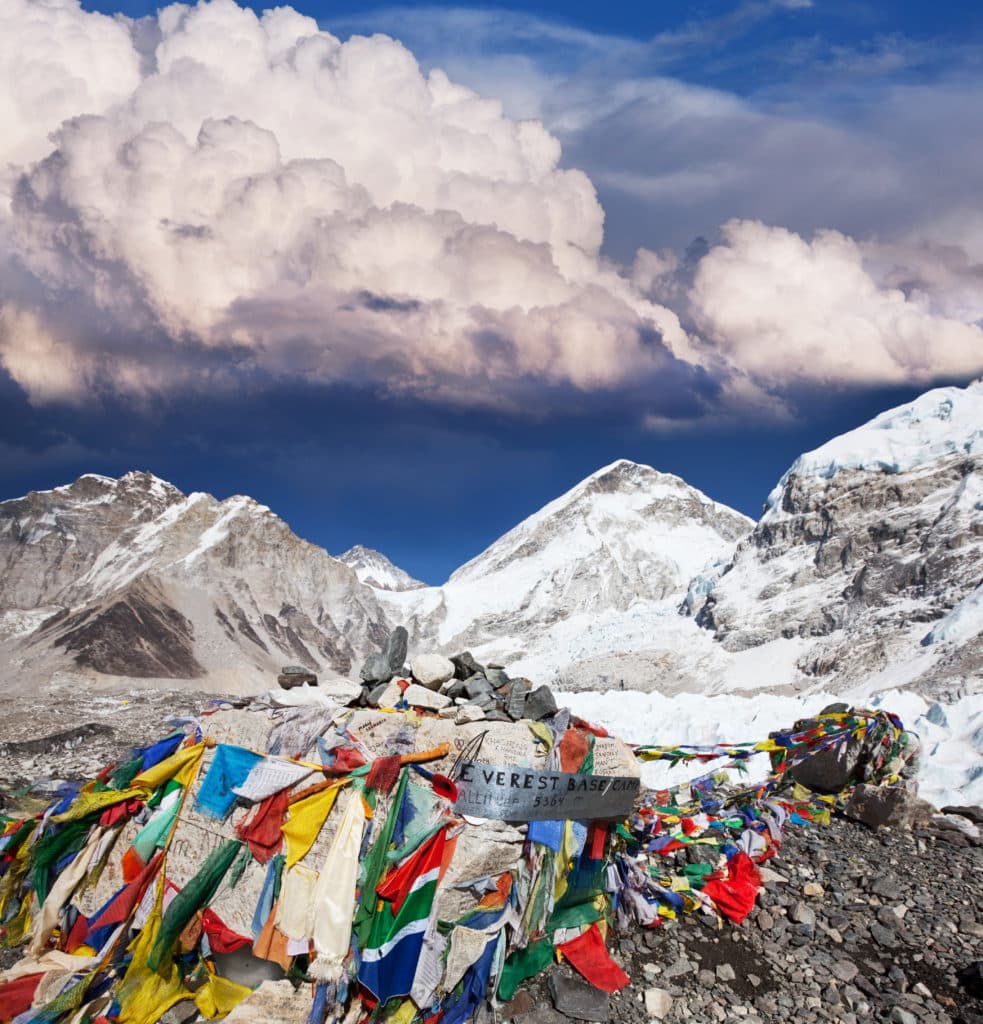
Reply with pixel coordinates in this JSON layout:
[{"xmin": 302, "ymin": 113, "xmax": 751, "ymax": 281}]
[
  {"xmin": 337, "ymin": 544, "xmax": 426, "ymax": 591},
  {"xmin": 0, "ymin": 471, "xmax": 389, "ymax": 694},
  {"xmin": 378, "ymin": 459, "xmax": 754, "ymax": 683},
  {"xmin": 698, "ymin": 381, "xmax": 983, "ymax": 700}
]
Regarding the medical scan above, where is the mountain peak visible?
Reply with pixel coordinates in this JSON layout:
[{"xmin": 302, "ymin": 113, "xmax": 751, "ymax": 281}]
[{"xmin": 337, "ymin": 544, "xmax": 426, "ymax": 591}]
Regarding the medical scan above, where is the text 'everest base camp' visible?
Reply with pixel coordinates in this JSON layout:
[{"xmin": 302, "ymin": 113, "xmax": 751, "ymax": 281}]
[{"xmin": 1, "ymin": 381, "xmax": 983, "ymax": 1024}]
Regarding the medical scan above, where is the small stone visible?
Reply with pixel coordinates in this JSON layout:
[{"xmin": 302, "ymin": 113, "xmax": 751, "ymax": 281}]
[
  {"xmin": 888, "ymin": 1009, "xmax": 917, "ymax": 1024},
  {"xmin": 757, "ymin": 911, "xmax": 775, "ymax": 931},
  {"xmin": 802, "ymin": 882, "xmax": 825, "ymax": 898},
  {"xmin": 870, "ymin": 922, "xmax": 899, "ymax": 949},
  {"xmin": 644, "ymin": 989, "xmax": 673, "ymax": 1020},
  {"xmin": 455, "ymin": 704, "xmax": 486, "ymax": 724},
  {"xmin": 661, "ymin": 958, "xmax": 693, "ymax": 980},
  {"xmin": 911, "ymin": 982, "xmax": 932, "ymax": 998},
  {"xmin": 485, "ymin": 667, "xmax": 512, "ymax": 689},
  {"xmin": 876, "ymin": 905, "xmax": 900, "ymax": 929},
  {"xmin": 501, "ymin": 991, "xmax": 534, "ymax": 1020},
  {"xmin": 410, "ymin": 654, "xmax": 456, "ymax": 690},
  {"xmin": 832, "ymin": 960, "xmax": 859, "ymax": 984},
  {"xmin": 792, "ymin": 902, "xmax": 816, "ymax": 927},
  {"xmin": 716, "ymin": 963, "xmax": 736, "ymax": 983}
]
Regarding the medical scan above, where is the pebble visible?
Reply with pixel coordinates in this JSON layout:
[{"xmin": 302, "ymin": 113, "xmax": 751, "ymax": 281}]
[{"xmin": 644, "ymin": 989, "xmax": 673, "ymax": 1021}]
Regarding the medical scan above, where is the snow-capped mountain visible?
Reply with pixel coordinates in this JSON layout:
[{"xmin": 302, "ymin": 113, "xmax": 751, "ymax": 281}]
[
  {"xmin": 337, "ymin": 545, "xmax": 426, "ymax": 592},
  {"xmin": 696, "ymin": 381, "xmax": 983, "ymax": 701},
  {"xmin": 370, "ymin": 460, "xmax": 753, "ymax": 678},
  {"xmin": 1, "ymin": 380, "xmax": 981, "ymax": 704},
  {"xmin": 0, "ymin": 472, "xmax": 388, "ymax": 693}
]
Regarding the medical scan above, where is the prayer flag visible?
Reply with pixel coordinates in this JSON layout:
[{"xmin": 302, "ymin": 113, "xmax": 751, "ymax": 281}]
[{"xmin": 358, "ymin": 827, "xmax": 447, "ymax": 1004}]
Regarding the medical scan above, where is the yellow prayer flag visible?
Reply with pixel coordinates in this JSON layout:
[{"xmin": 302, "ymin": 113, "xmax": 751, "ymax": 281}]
[
  {"xmin": 282, "ymin": 783, "xmax": 344, "ymax": 868},
  {"xmin": 132, "ymin": 742, "xmax": 206, "ymax": 791}
]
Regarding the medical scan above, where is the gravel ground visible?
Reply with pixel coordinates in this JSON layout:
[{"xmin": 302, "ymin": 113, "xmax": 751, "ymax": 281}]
[{"xmin": 515, "ymin": 816, "xmax": 983, "ymax": 1024}]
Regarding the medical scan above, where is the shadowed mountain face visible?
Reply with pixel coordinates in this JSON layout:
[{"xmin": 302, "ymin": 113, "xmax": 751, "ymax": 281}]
[
  {"xmin": 1, "ymin": 382, "xmax": 981, "ymax": 701},
  {"xmin": 0, "ymin": 472, "xmax": 390, "ymax": 693}
]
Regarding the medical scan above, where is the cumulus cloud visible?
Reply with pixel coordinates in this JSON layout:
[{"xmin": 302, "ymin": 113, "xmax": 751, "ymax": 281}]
[
  {"xmin": 0, "ymin": 0, "xmax": 980, "ymax": 417},
  {"xmin": 689, "ymin": 220, "xmax": 983, "ymax": 386},
  {"xmin": 0, "ymin": 0, "xmax": 699, "ymax": 408}
]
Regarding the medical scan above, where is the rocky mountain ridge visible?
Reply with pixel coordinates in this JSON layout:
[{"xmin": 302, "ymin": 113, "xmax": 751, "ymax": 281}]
[
  {"xmin": 0, "ymin": 472, "xmax": 388, "ymax": 693},
  {"xmin": 1, "ymin": 381, "xmax": 981, "ymax": 702},
  {"xmin": 695, "ymin": 382, "xmax": 983, "ymax": 701}
]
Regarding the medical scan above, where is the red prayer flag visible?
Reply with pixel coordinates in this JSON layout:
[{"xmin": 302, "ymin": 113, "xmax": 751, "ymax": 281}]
[{"xmin": 557, "ymin": 924, "xmax": 630, "ymax": 993}]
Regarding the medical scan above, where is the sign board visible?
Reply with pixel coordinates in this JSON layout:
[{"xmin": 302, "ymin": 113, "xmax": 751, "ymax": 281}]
[{"xmin": 452, "ymin": 761, "xmax": 640, "ymax": 822}]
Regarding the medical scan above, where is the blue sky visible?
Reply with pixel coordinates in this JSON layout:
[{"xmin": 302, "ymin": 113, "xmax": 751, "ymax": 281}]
[{"xmin": 1, "ymin": 0, "xmax": 981, "ymax": 582}]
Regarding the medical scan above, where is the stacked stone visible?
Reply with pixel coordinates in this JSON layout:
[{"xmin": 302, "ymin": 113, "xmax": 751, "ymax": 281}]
[{"xmin": 357, "ymin": 627, "xmax": 559, "ymax": 725}]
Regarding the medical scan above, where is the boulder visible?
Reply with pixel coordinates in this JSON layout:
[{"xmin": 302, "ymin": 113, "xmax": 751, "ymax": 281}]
[
  {"xmin": 277, "ymin": 666, "xmax": 317, "ymax": 689},
  {"xmin": 383, "ymin": 626, "xmax": 409, "ymax": 673},
  {"xmin": 789, "ymin": 733, "xmax": 864, "ymax": 793},
  {"xmin": 524, "ymin": 685, "xmax": 558, "ymax": 721},
  {"xmin": 450, "ymin": 651, "xmax": 485, "ymax": 680},
  {"xmin": 411, "ymin": 653, "xmax": 456, "ymax": 690},
  {"xmin": 359, "ymin": 652, "xmax": 393, "ymax": 685},
  {"xmin": 223, "ymin": 980, "xmax": 311, "ymax": 1024},
  {"xmin": 941, "ymin": 804, "xmax": 983, "ymax": 825},
  {"xmin": 843, "ymin": 784, "xmax": 934, "ymax": 830},
  {"xmin": 403, "ymin": 683, "xmax": 452, "ymax": 712}
]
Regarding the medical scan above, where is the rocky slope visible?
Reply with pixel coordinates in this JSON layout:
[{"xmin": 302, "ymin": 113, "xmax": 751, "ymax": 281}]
[
  {"xmin": 0, "ymin": 472, "xmax": 389, "ymax": 693},
  {"xmin": 695, "ymin": 382, "xmax": 983, "ymax": 701}
]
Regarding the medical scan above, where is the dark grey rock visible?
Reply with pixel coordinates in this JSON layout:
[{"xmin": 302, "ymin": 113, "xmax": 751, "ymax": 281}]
[
  {"xmin": 832, "ymin": 960, "xmax": 859, "ymax": 983},
  {"xmin": 485, "ymin": 667, "xmax": 512, "ymax": 689},
  {"xmin": 383, "ymin": 626, "xmax": 408, "ymax": 671},
  {"xmin": 871, "ymin": 922, "xmax": 900, "ymax": 949},
  {"xmin": 870, "ymin": 876, "xmax": 898, "ymax": 899},
  {"xmin": 942, "ymin": 805, "xmax": 983, "ymax": 825},
  {"xmin": 505, "ymin": 684, "xmax": 528, "ymax": 721},
  {"xmin": 524, "ymin": 685, "xmax": 558, "ymax": 721},
  {"xmin": 450, "ymin": 652, "xmax": 485, "ymax": 680},
  {"xmin": 442, "ymin": 679, "xmax": 469, "ymax": 701},
  {"xmin": 465, "ymin": 675, "xmax": 496, "ymax": 699},
  {"xmin": 789, "ymin": 732, "xmax": 864, "ymax": 793},
  {"xmin": 359, "ymin": 652, "xmax": 393, "ymax": 685},
  {"xmin": 278, "ymin": 666, "xmax": 317, "ymax": 689},
  {"xmin": 844, "ymin": 785, "xmax": 935, "ymax": 830},
  {"xmin": 366, "ymin": 680, "xmax": 394, "ymax": 706},
  {"xmin": 547, "ymin": 973, "xmax": 610, "ymax": 1022}
]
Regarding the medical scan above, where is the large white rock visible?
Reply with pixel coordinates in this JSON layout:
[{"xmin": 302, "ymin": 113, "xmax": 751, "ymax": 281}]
[
  {"xmin": 411, "ymin": 653, "xmax": 456, "ymax": 690},
  {"xmin": 223, "ymin": 980, "xmax": 311, "ymax": 1024},
  {"xmin": 403, "ymin": 683, "xmax": 452, "ymax": 711}
]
